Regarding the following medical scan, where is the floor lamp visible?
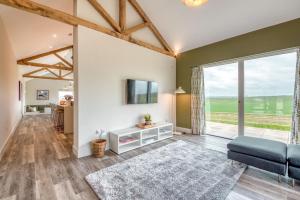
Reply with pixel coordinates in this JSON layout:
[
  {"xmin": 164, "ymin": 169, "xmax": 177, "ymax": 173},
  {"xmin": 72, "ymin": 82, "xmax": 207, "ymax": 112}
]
[{"xmin": 173, "ymin": 86, "xmax": 186, "ymax": 135}]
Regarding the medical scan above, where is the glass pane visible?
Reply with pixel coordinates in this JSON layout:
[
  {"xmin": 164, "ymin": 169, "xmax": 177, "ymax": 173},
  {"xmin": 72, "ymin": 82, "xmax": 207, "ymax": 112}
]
[
  {"xmin": 244, "ymin": 52, "xmax": 297, "ymax": 143},
  {"xmin": 204, "ymin": 62, "xmax": 239, "ymax": 139},
  {"xmin": 148, "ymin": 82, "xmax": 158, "ymax": 103}
]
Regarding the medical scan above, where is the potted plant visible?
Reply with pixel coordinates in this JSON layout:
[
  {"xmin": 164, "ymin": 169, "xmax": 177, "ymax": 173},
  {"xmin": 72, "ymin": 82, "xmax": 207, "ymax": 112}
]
[
  {"xmin": 92, "ymin": 129, "xmax": 107, "ymax": 158},
  {"xmin": 144, "ymin": 114, "xmax": 152, "ymax": 125}
]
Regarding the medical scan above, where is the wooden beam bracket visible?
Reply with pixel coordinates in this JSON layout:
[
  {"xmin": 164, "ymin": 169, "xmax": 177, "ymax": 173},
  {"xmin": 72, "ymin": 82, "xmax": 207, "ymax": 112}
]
[
  {"xmin": 128, "ymin": 0, "xmax": 174, "ymax": 54},
  {"xmin": 23, "ymin": 74, "xmax": 73, "ymax": 81},
  {"xmin": 22, "ymin": 66, "xmax": 73, "ymax": 81},
  {"xmin": 18, "ymin": 61, "xmax": 73, "ymax": 71},
  {"xmin": 119, "ymin": 0, "xmax": 126, "ymax": 32},
  {"xmin": 62, "ymin": 71, "xmax": 73, "ymax": 78},
  {"xmin": 17, "ymin": 45, "xmax": 75, "ymax": 80},
  {"xmin": 18, "ymin": 45, "xmax": 73, "ymax": 63},
  {"xmin": 45, "ymin": 68, "xmax": 60, "ymax": 78},
  {"xmin": 23, "ymin": 67, "xmax": 47, "ymax": 76},
  {"xmin": 124, "ymin": 22, "xmax": 149, "ymax": 35},
  {"xmin": 54, "ymin": 53, "xmax": 73, "ymax": 69},
  {"xmin": 88, "ymin": 0, "xmax": 121, "ymax": 32}
]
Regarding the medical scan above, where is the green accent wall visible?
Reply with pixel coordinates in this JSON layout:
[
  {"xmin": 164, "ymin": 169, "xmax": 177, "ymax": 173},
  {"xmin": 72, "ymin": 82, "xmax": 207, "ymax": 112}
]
[{"xmin": 176, "ymin": 18, "xmax": 300, "ymax": 129}]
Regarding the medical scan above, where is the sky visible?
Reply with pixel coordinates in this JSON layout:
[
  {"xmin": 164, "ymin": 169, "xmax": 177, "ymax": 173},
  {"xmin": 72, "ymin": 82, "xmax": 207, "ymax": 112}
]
[{"xmin": 204, "ymin": 52, "xmax": 297, "ymax": 97}]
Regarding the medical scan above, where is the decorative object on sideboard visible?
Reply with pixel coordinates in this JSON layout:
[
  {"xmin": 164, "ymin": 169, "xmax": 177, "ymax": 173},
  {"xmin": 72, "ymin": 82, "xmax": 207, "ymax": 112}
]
[
  {"xmin": 144, "ymin": 114, "xmax": 152, "ymax": 125},
  {"xmin": 136, "ymin": 123, "xmax": 155, "ymax": 129},
  {"xmin": 136, "ymin": 114, "xmax": 154, "ymax": 129},
  {"xmin": 92, "ymin": 129, "xmax": 107, "ymax": 158},
  {"xmin": 64, "ymin": 95, "xmax": 73, "ymax": 101},
  {"xmin": 174, "ymin": 87, "xmax": 186, "ymax": 135},
  {"xmin": 36, "ymin": 90, "xmax": 49, "ymax": 100},
  {"xmin": 63, "ymin": 95, "xmax": 74, "ymax": 106}
]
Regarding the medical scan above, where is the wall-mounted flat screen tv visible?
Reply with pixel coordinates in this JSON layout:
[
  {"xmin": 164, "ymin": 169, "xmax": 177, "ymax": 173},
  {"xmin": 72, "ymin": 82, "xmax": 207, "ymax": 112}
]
[{"xmin": 127, "ymin": 79, "xmax": 158, "ymax": 104}]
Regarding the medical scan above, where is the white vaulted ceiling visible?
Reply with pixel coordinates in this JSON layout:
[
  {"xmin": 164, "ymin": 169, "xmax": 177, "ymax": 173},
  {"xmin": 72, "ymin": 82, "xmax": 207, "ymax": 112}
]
[
  {"xmin": 137, "ymin": 0, "xmax": 300, "ymax": 53},
  {"xmin": 0, "ymin": 0, "xmax": 299, "ymax": 59},
  {"xmin": 0, "ymin": 0, "xmax": 73, "ymax": 81},
  {"xmin": 0, "ymin": 0, "xmax": 73, "ymax": 60}
]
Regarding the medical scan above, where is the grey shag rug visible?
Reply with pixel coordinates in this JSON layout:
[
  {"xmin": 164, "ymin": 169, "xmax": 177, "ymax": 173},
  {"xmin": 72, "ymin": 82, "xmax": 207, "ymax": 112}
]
[{"xmin": 86, "ymin": 140, "xmax": 245, "ymax": 200}]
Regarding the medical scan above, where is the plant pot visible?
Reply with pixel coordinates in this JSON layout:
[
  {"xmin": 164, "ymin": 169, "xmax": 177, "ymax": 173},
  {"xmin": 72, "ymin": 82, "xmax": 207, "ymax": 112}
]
[
  {"xmin": 145, "ymin": 120, "xmax": 152, "ymax": 125},
  {"xmin": 92, "ymin": 139, "xmax": 107, "ymax": 158}
]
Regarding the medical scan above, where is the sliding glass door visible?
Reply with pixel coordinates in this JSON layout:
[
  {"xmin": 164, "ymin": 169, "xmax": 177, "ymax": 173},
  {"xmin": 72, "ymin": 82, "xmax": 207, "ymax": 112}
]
[
  {"xmin": 244, "ymin": 52, "xmax": 297, "ymax": 143},
  {"xmin": 204, "ymin": 62, "xmax": 239, "ymax": 139},
  {"xmin": 203, "ymin": 50, "xmax": 297, "ymax": 143}
]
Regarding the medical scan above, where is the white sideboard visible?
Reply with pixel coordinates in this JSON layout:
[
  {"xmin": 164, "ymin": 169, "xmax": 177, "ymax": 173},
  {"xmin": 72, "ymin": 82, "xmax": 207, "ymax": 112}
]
[{"xmin": 109, "ymin": 122, "xmax": 173, "ymax": 154}]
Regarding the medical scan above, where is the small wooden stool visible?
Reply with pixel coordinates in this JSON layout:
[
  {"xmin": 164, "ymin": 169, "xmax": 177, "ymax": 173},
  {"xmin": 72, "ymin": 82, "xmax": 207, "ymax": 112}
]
[{"xmin": 53, "ymin": 108, "xmax": 64, "ymax": 132}]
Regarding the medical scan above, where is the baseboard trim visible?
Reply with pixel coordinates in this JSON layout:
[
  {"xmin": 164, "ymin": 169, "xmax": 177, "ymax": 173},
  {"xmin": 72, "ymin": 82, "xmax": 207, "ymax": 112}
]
[
  {"xmin": 0, "ymin": 116, "xmax": 22, "ymax": 161},
  {"xmin": 72, "ymin": 145, "xmax": 79, "ymax": 158},
  {"xmin": 176, "ymin": 127, "xmax": 192, "ymax": 134}
]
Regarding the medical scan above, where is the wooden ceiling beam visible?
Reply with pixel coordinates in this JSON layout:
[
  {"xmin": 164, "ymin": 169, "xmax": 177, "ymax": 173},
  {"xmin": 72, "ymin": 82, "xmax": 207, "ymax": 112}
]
[
  {"xmin": 88, "ymin": 0, "xmax": 121, "ymax": 32},
  {"xmin": 18, "ymin": 45, "xmax": 73, "ymax": 63},
  {"xmin": 18, "ymin": 61, "xmax": 73, "ymax": 71},
  {"xmin": 128, "ymin": 0, "xmax": 174, "ymax": 54},
  {"xmin": 62, "ymin": 71, "xmax": 73, "ymax": 78},
  {"xmin": 23, "ymin": 67, "xmax": 47, "ymax": 76},
  {"xmin": 23, "ymin": 75, "xmax": 73, "ymax": 81},
  {"xmin": 54, "ymin": 62, "xmax": 69, "ymax": 68},
  {"xmin": 129, "ymin": 37, "xmax": 173, "ymax": 56},
  {"xmin": 0, "ymin": 0, "xmax": 115, "ymax": 35},
  {"xmin": 54, "ymin": 53, "xmax": 73, "ymax": 69},
  {"xmin": 22, "ymin": 63, "xmax": 74, "ymax": 80},
  {"xmin": 45, "ymin": 68, "xmax": 60, "ymax": 78},
  {"xmin": 119, "ymin": 0, "xmax": 126, "ymax": 32},
  {"xmin": 124, "ymin": 22, "xmax": 149, "ymax": 35},
  {"xmin": 0, "ymin": 0, "xmax": 125, "ymax": 56},
  {"xmin": 130, "ymin": 37, "xmax": 174, "ymax": 56},
  {"xmin": 0, "ymin": 0, "xmax": 175, "ymax": 57}
]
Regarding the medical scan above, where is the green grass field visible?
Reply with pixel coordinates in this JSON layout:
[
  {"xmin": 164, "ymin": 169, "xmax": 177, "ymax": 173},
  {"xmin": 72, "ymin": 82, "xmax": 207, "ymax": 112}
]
[{"xmin": 205, "ymin": 96, "xmax": 293, "ymax": 131}]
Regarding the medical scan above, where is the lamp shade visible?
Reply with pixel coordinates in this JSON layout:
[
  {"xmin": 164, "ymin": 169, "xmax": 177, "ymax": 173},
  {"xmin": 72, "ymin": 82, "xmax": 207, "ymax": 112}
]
[{"xmin": 175, "ymin": 87, "xmax": 186, "ymax": 94}]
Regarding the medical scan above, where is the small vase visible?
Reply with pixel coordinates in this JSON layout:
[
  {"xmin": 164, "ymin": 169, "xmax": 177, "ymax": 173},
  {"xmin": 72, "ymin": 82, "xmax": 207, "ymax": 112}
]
[{"xmin": 145, "ymin": 120, "xmax": 152, "ymax": 125}]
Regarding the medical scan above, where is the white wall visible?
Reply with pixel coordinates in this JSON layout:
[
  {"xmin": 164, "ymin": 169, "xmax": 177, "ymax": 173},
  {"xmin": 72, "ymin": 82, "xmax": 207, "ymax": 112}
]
[
  {"xmin": 25, "ymin": 79, "xmax": 72, "ymax": 105},
  {"xmin": 0, "ymin": 16, "xmax": 22, "ymax": 157},
  {"xmin": 75, "ymin": 26, "xmax": 176, "ymax": 157}
]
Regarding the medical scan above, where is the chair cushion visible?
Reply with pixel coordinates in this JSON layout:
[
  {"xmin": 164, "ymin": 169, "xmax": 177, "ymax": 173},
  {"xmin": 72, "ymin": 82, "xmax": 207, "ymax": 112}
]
[
  {"xmin": 288, "ymin": 144, "xmax": 300, "ymax": 167},
  {"xmin": 289, "ymin": 166, "xmax": 300, "ymax": 180},
  {"xmin": 227, "ymin": 136, "xmax": 287, "ymax": 164},
  {"xmin": 228, "ymin": 150, "xmax": 286, "ymax": 175}
]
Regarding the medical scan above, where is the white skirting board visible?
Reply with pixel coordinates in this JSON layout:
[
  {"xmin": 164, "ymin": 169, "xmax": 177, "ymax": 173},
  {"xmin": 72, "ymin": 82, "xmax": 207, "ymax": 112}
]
[
  {"xmin": 176, "ymin": 127, "xmax": 192, "ymax": 134},
  {"xmin": 0, "ymin": 116, "xmax": 22, "ymax": 161},
  {"xmin": 72, "ymin": 145, "xmax": 79, "ymax": 158}
]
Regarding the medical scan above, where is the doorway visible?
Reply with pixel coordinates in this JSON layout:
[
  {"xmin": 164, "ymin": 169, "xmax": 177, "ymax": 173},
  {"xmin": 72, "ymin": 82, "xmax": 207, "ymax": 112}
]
[{"xmin": 203, "ymin": 50, "xmax": 297, "ymax": 143}]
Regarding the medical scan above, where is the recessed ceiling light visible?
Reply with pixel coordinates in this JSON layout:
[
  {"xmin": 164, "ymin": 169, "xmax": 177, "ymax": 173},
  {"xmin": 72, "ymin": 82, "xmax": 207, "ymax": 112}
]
[
  {"xmin": 182, "ymin": 0, "xmax": 208, "ymax": 7},
  {"xmin": 52, "ymin": 34, "xmax": 57, "ymax": 38},
  {"xmin": 49, "ymin": 46, "xmax": 53, "ymax": 49}
]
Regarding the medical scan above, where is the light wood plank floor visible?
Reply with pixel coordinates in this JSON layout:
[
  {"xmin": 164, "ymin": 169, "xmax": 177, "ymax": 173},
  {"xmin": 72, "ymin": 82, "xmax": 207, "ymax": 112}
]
[{"xmin": 0, "ymin": 115, "xmax": 299, "ymax": 200}]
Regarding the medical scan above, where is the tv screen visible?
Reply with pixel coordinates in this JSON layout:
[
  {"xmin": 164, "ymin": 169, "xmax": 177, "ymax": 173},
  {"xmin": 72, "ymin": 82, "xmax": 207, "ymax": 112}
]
[
  {"xmin": 126, "ymin": 79, "xmax": 158, "ymax": 104},
  {"xmin": 148, "ymin": 81, "xmax": 158, "ymax": 103}
]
